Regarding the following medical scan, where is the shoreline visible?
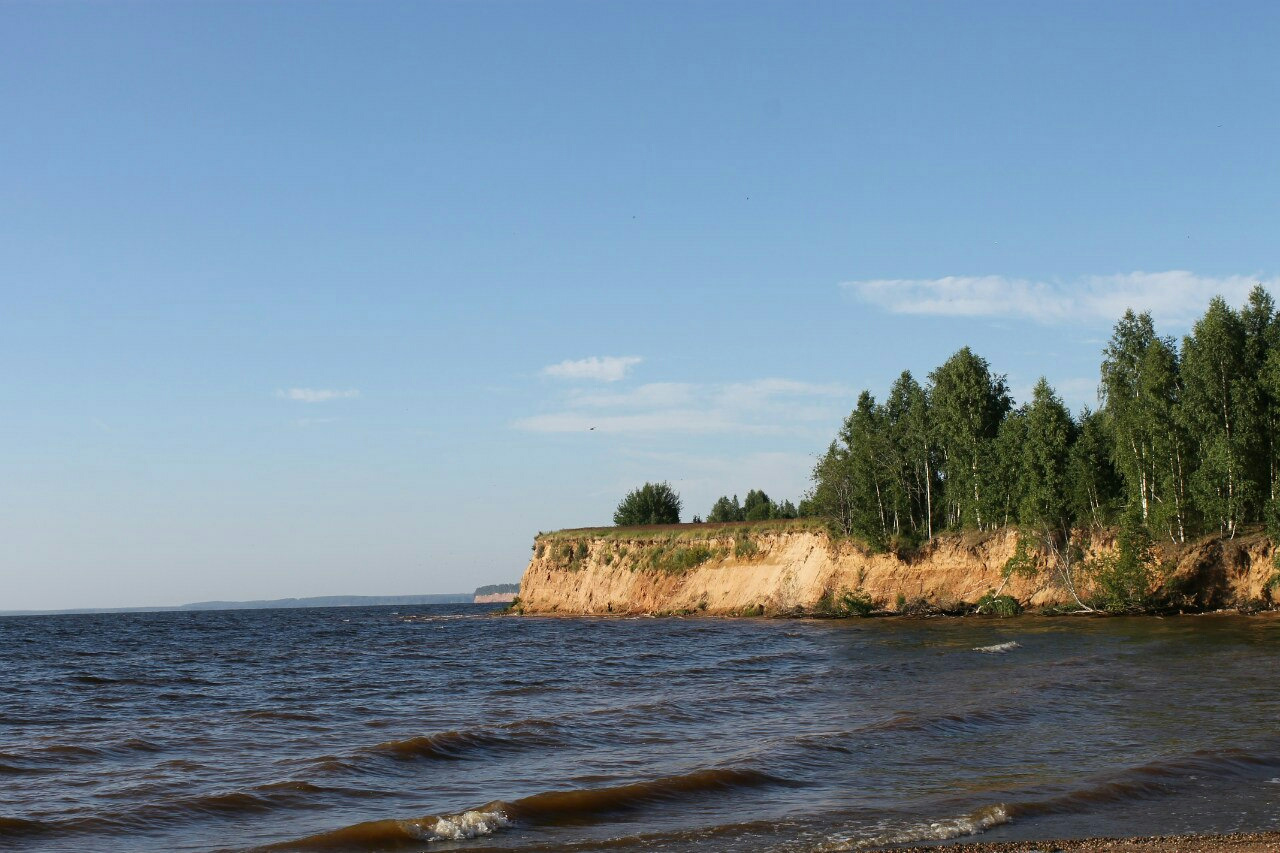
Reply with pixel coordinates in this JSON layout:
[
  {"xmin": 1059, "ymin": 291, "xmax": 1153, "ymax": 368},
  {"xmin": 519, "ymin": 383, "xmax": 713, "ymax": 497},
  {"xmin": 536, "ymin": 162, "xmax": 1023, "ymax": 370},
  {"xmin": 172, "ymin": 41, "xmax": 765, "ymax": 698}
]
[
  {"xmin": 500, "ymin": 608, "xmax": 1280, "ymax": 620},
  {"xmin": 875, "ymin": 831, "xmax": 1280, "ymax": 851}
]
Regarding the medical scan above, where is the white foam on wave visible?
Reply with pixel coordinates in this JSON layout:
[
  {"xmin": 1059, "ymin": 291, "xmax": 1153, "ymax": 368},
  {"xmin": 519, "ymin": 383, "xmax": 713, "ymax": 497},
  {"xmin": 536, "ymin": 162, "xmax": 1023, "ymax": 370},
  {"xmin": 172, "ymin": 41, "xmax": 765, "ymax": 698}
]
[
  {"xmin": 816, "ymin": 804, "xmax": 1011, "ymax": 851},
  {"xmin": 406, "ymin": 808, "xmax": 511, "ymax": 842},
  {"xmin": 973, "ymin": 641, "xmax": 1021, "ymax": 654}
]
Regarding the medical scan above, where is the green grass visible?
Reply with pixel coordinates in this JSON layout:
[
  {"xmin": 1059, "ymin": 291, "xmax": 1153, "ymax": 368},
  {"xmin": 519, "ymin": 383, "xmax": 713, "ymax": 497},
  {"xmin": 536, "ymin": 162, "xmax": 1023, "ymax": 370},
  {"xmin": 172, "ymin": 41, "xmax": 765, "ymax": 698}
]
[{"xmin": 535, "ymin": 517, "xmax": 826, "ymax": 543}]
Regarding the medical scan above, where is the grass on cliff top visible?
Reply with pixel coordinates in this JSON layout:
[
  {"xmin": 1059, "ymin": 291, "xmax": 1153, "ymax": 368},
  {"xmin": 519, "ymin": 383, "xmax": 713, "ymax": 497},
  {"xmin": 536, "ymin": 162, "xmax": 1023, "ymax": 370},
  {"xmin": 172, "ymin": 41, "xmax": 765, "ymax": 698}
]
[{"xmin": 536, "ymin": 517, "xmax": 827, "ymax": 542}]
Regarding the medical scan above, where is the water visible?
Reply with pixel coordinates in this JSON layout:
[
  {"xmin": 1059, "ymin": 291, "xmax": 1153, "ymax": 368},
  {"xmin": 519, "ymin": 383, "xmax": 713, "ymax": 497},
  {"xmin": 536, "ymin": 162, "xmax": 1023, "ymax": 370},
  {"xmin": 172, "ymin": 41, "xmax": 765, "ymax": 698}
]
[{"xmin": 2, "ymin": 606, "xmax": 1279, "ymax": 852}]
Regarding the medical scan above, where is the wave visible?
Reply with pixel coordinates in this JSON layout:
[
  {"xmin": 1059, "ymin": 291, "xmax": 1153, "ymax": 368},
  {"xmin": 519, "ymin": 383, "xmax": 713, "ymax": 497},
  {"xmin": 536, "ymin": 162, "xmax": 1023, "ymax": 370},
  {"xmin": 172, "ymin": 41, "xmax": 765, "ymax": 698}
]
[
  {"xmin": 1012, "ymin": 747, "xmax": 1280, "ymax": 818},
  {"xmin": 356, "ymin": 719, "xmax": 564, "ymax": 764},
  {"xmin": 860, "ymin": 703, "xmax": 1038, "ymax": 736},
  {"xmin": 0, "ymin": 816, "xmax": 55, "ymax": 839},
  {"xmin": 818, "ymin": 804, "xmax": 1011, "ymax": 851},
  {"xmin": 261, "ymin": 767, "xmax": 791, "ymax": 851},
  {"xmin": 973, "ymin": 641, "xmax": 1021, "ymax": 653}
]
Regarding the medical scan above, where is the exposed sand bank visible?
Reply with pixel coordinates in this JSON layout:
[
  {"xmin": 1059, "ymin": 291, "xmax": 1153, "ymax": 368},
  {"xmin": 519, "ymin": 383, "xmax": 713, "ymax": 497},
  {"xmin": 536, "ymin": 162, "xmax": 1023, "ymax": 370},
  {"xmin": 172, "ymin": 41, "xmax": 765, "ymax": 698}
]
[{"xmin": 518, "ymin": 524, "xmax": 1278, "ymax": 617}]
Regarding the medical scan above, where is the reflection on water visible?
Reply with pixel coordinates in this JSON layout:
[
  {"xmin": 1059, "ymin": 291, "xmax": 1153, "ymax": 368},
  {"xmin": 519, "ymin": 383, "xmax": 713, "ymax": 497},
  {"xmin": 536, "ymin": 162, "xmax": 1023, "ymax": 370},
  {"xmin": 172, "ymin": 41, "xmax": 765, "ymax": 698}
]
[{"xmin": 1, "ymin": 607, "xmax": 1278, "ymax": 851}]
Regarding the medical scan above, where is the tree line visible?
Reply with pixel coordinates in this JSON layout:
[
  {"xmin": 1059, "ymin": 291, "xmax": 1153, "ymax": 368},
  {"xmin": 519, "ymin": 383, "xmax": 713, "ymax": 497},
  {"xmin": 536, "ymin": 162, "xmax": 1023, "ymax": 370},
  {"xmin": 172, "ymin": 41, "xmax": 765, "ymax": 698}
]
[{"xmin": 807, "ymin": 285, "xmax": 1280, "ymax": 548}]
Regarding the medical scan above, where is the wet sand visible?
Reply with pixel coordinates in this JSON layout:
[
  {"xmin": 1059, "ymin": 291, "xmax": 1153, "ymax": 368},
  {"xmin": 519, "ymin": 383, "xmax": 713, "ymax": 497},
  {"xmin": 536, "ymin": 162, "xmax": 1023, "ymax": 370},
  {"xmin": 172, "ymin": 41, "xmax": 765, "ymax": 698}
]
[{"xmin": 886, "ymin": 831, "xmax": 1280, "ymax": 852}]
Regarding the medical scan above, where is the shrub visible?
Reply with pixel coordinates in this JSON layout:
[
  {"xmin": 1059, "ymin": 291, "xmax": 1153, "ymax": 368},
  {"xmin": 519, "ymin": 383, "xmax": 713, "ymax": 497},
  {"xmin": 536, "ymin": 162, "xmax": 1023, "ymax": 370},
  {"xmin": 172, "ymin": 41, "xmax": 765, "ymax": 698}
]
[
  {"xmin": 614, "ymin": 482, "xmax": 682, "ymax": 526},
  {"xmin": 976, "ymin": 592, "xmax": 1023, "ymax": 617},
  {"xmin": 1089, "ymin": 513, "xmax": 1153, "ymax": 613},
  {"xmin": 819, "ymin": 588, "xmax": 875, "ymax": 617},
  {"xmin": 652, "ymin": 545, "xmax": 715, "ymax": 575},
  {"xmin": 734, "ymin": 536, "xmax": 759, "ymax": 559}
]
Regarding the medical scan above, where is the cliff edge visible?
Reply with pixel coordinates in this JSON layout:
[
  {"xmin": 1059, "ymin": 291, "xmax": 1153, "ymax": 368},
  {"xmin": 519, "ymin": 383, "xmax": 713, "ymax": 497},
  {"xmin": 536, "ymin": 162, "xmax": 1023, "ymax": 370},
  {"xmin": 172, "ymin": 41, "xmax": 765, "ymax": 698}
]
[{"xmin": 517, "ymin": 522, "xmax": 1278, "ymax": 616}]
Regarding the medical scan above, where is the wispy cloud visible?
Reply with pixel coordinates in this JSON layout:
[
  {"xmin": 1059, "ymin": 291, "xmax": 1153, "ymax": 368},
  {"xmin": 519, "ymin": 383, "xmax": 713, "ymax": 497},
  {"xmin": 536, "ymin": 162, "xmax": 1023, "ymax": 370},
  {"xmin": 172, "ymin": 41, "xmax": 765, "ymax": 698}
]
[
  {"xmin": 276, "ymin": 388, "xmax": 361, "ymax": 403},
  {"xmin": 843, "ymin": 271, "xmax": 1275, "ymax": 327},
  {"xmin": 515, "ymin": 378, "xmax": 851, "ymax": 435},
  {"xmin": 542, "ymin": 356, "xmax": 642, "ymax": 382}
]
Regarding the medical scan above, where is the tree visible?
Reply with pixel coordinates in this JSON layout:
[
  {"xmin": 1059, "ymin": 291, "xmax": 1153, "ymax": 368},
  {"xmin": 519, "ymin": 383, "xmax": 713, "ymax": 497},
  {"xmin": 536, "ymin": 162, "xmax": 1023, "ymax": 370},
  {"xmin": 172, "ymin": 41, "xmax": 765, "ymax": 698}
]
[
  {"xmin": 1068, "ymin": 407, "xmax": 1122, "ymax": 529},
  {"xmin": 887, "ymin": 371, "xmax": 940, "ymax": 540},
  {"xmin": 743, "ymin": 489, "xmax": 774, "ymax": 521},
  {"xmin": 1181, "ymin": 297, "xmax": 1258, "ymax": 537},
  {"xmin": 707, "ymin": 495, "xmax": 744, "ymax": 523},
  {"xmin": 928, "ymin": 348, "xmax": 1012, "ymax": 529},
  {"xmin": 839, "ymin": 391, "xmax": 896, "ymax": 544},
  {"xmin": 613, "ymin": 482, "xmax": 682, "ymax": 526},
  {"xmin": 809, "ymin": 441, "xmax": 857, "ymax": 537},
  {"xmin": 1019, "ymin": 378, "xmax": 1076, "ymax": 531},
  {"xmin": 1100, "ymin": 312, "xmax": 1190, "ymax": 540}
]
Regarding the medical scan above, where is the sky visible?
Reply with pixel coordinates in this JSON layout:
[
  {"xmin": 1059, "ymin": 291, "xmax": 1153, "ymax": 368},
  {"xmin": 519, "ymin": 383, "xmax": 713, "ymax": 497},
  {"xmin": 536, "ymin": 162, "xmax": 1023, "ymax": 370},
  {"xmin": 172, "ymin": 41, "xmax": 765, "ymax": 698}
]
[{"xmin": 3, "ymin": 1, "xmax": 1279, "ymax": 610}]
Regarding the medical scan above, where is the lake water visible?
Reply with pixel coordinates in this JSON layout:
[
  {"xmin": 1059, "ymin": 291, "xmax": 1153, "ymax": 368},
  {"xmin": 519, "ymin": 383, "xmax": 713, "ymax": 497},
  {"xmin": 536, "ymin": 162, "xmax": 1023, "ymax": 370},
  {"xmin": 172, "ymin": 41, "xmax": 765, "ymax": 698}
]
[{"xmin": 2, "ymin": 606, "xmax": 1279, "ymax": 851}]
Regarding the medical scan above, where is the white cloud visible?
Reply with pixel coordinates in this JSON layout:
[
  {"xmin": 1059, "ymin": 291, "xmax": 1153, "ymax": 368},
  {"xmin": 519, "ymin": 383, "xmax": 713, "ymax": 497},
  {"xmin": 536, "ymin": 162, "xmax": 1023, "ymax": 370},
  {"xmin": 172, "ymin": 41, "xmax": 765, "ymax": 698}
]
[
  {"xmin": 514, "ymin": 377, "xmax": 853, "ymax": 435},
  {"xmin": 542, "ymin": 355, "xmax": 642, "ymax": 382},
  {"xmin": 276, "ymin": 388, "xmax": 361, "ymax": 403},
  {"xmin": 843, "ymin": 271, "xmax": 1275, "ymax": 327}
]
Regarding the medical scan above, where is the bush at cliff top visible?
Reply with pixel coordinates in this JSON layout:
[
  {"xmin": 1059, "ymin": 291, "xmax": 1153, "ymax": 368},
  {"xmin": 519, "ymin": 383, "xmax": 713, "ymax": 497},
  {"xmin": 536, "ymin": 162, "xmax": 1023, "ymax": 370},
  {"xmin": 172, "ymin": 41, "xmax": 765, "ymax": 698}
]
[{"xmin": 614, "ymin": 482, "xmax": 682, "ymax": 526}]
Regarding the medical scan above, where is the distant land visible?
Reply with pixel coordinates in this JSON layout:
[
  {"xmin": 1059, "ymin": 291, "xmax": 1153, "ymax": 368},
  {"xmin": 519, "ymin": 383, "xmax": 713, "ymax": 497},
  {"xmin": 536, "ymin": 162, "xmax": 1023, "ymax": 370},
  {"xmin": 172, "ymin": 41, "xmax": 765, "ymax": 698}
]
[
  {"xmin": 473, "ymin": 583, "xmax": 520, "ymax": 604},
  {"xmin": 0, "ymin": 593, "xmax": 473, "ymax": 617}
]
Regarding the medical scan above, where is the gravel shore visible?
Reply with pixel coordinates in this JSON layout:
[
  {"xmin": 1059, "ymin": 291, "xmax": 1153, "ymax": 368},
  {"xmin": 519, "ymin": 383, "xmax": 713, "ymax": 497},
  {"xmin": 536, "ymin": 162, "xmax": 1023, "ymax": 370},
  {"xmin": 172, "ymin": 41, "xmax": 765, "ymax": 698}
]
[{"xmin": 877, "ymin": 832, "xmax": 1280, "ymax": 852}]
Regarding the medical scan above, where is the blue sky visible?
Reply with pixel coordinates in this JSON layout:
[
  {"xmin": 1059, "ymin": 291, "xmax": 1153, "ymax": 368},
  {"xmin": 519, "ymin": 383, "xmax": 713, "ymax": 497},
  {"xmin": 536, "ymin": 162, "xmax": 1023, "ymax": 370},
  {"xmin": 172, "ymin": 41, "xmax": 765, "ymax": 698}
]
[{"xmin": 3, "ymin": 1, "xmax": 1279, "ymax": 609}]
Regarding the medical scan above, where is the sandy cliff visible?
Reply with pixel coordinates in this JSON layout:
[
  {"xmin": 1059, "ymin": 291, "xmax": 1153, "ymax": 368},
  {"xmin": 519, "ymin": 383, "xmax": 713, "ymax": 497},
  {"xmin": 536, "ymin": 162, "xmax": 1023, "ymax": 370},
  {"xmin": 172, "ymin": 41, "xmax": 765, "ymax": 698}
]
[
  {"xmin": 474, "ymin": 593, "xmax": 518, "ymax": 604},
  {"xmin": 517, "ymin": 524, "xmax": 1278, "ymax": 616}
]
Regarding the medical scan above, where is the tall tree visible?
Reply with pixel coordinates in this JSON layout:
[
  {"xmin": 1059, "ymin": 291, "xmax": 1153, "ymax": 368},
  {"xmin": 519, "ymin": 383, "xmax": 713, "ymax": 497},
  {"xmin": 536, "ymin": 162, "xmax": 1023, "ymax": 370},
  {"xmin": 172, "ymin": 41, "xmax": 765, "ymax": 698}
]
[
  {"xmin": 1068, "ymin": 407, "xmax": 1122, "ymax": 529},
  {"xmin": 928, "ymin": 348, "xmax": 1012, "ymax": 529},
  {"xmin": 885, "ymin": 371, "xmax": 938, "ymax": 540},
  {"xmin": 743, "ymin": 489, "xmax": 774, "ymax": 521},
  {"xmin": 839, "ymin": 391, "xmax": 895, "ymax": 543},
  {"xmin": 1100, "ymin": 311, "xmax": 1190, "ymax": 538},
  {"xmin": 809, "ymin": 442, "xmax": 856, "ymax": 536},
  {"xmin": 1019, "ymin": 378, "xmax": 1077, "ymax": 531},
  {"xmin": 1241, "ymin": 285, "xmax": 1279, "ymax": 512},
  {"xmin": 707, "ymin": 495, "xmax": 744, "ymax": 523},
  {"xmin": 990, "ymin": 406, "xmax": 1027, "ymax": 528},
  {"xmin": 1180, "ymin": 296, "xmax": 1259, "ymax": 536}
]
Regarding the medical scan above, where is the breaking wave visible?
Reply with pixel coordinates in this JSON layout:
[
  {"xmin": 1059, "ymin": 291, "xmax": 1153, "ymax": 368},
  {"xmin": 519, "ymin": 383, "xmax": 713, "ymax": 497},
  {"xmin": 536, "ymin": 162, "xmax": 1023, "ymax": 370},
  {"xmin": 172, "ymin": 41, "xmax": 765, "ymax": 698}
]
[
  {"xmin": 973, "ymin": 641, "xmax": 1021, "ymax": 653},
  {"xmin": 264, "ymin": 767, "xmax": 791, "ymax": 850}
]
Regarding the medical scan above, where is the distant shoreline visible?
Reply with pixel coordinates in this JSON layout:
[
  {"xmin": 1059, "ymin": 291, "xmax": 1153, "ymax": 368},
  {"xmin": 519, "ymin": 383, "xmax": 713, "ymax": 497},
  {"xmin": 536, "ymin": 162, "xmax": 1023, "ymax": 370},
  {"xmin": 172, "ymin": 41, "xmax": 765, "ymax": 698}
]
[{"xmin": 0, "ymin": 594, "xmax": 475, "ymax": 617}]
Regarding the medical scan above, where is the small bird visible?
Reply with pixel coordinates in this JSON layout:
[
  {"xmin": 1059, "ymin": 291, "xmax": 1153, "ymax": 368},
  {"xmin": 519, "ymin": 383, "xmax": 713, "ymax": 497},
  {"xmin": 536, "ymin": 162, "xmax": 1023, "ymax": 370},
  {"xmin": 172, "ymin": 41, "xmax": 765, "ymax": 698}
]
[{"xmin": 589, "ymin": 427, "xmax": 596, "ymax": 431}]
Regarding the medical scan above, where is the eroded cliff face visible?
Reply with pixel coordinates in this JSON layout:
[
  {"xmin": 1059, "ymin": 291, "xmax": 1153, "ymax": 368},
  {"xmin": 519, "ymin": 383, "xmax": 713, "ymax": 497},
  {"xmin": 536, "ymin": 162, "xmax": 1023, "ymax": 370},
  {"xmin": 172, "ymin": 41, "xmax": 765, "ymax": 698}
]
[{"xmin": 517, "ymin": 526, "xmax": 1278, "ymax": 616}]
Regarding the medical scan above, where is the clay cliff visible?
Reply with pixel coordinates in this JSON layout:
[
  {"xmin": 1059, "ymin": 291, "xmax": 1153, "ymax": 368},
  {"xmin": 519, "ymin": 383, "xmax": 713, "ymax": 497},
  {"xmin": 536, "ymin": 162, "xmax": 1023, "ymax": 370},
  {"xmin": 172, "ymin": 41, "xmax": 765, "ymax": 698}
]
[{"xmin": 516, "ymin": 522, "xmax": 1278, "ymax": 616}]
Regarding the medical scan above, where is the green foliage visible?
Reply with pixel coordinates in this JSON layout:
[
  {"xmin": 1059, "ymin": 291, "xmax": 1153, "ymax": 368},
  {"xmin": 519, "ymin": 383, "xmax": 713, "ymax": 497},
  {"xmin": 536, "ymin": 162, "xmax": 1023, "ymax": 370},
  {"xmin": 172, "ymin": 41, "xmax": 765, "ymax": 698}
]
[
  {"xmin": 816, "ymin": 587, "xmax": 875, "ymax": 617},
  {"xmin": 1089, "ymin": 512, "xmax": 1155, "ymax": 613},
  {"xmin": 928, "ymin": 348, "xmax": 1013, "ymax": 529},
  {"xmin": 743, "ymin": 489, "xmax": 774, "ymax": 521},
  {"xmin": 648, "ymin": 544, "xmax": 716, "ymax": 574},
  {"xmin": 803, "ymin": 286, "xmax": 1280, "ymax": 551},
  {"xmin": 474, "ymin": 583, "xmax": 519, "ymax": 596},
  {"xmin": 614, "ymin": 482, "xmax": 682, "ymax": 526},
  {"xmin": 1002, "ymin": 537, "xmax": 1039, "ymax": 581},
  {"xmin": 1019, "ymin": 378, "xmax": 1077, "ymax": 530},
  {"xmin": 733, "ymin": 535, "xmax": 759, "ymax": 559},
  {"xmin": 708, "ymin": 491, "xmax": 799, "ymax": 523},
  {"xmin": 975, "ymin": 591, "xmax": 1023, "ymax": 617},
  {"xmin": 708, "ymin": 494, "xmax": 744, "ymax": 522}
]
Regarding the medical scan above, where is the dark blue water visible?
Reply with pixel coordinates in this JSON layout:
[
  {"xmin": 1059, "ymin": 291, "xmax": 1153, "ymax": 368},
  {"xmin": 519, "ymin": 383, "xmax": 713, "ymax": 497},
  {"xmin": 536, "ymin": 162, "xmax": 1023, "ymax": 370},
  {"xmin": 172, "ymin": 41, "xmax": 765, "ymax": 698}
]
[{"xmin": 2, "ymin": 606, "xmax": 1279, "ymax": 851}]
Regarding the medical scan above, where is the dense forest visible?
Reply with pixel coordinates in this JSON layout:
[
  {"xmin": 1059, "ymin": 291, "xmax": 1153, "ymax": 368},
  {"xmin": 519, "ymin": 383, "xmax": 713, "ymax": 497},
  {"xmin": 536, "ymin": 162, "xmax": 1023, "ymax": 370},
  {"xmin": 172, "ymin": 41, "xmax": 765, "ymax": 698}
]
[{"xmin": 805, "ymin": 286, "xmax": 1280, "ymax": 550}]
